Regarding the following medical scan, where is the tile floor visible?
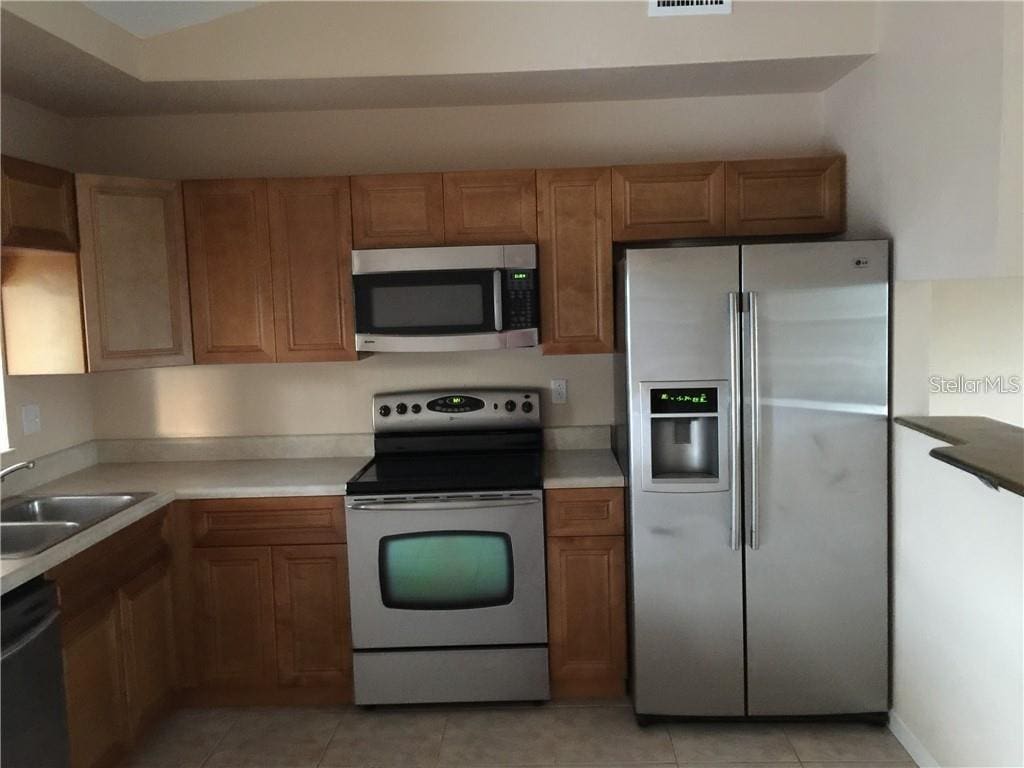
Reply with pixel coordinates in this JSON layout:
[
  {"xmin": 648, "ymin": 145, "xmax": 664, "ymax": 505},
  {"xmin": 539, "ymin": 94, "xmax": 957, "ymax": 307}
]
[{"xmin": 125, "ymin": 700, "xmax": 917, "ymax": 768}]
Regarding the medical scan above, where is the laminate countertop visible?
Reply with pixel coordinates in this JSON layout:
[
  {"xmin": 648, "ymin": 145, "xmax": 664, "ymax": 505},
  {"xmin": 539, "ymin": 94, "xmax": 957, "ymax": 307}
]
[
  {"xmin": 895, "ymin": 416, "xmax": 1024, "ymax": 497},
  {"xmin": 0, "ymin": 450, "xmax": 624, "ymax": 594}
]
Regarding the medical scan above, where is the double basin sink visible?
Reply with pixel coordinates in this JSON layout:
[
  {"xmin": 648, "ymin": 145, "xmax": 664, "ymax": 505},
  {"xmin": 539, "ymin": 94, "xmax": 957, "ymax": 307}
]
[{"xmin": 1, "ymin": 493, "xmax": 155, "ymax": 559}]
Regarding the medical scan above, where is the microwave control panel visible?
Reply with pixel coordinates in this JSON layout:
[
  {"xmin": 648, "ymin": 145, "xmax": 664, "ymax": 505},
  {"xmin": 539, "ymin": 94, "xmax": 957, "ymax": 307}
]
[{"xmin": 504, "ymin": 269, "xmax": 538, "ymax": 330}]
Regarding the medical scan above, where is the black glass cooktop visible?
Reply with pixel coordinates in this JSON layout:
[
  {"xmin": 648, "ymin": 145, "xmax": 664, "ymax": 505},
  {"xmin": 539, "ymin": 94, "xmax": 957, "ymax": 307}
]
[{"xmin": 346, "ymin": 450, "xmax": 542, "ymax": 495}]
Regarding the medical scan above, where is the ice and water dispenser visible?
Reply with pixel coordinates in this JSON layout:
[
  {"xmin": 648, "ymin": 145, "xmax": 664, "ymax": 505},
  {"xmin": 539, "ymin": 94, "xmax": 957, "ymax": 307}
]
[{"xmin": 640, "ymin": 381, "xmax": 730, "ymax": 493}]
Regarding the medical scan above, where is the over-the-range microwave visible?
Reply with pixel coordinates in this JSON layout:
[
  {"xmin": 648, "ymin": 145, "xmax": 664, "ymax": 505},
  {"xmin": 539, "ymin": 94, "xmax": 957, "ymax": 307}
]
[{"xmin": 352, "ymin": 244, "xmax": 538, "ymax": 352}]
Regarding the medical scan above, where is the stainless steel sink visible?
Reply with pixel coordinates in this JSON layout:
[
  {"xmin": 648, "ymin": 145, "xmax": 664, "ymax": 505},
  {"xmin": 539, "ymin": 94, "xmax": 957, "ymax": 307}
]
[{"xmin": 0, "ymin": 493, "xmax": 155, "ymax": 559}]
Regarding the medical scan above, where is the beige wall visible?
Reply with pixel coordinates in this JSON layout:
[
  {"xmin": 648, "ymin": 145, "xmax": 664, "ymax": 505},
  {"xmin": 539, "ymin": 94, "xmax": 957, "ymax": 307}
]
[
  {"xmin": 91, "ymin": 351, "xmax": 614, "ymax": 439},
  {"xmin": 5, "ymin": 1, "xmax": 876, "ymax": 83},
  {"xmin": 72, "ymin": 91, "xmax": 825, "ymax": 178}
]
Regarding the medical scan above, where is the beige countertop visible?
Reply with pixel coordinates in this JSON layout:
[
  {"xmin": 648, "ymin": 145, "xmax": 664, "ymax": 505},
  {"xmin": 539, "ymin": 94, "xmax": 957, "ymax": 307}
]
[{"xmin": 1, "ymin": 450, "xmax": 623, "ymax": 595}]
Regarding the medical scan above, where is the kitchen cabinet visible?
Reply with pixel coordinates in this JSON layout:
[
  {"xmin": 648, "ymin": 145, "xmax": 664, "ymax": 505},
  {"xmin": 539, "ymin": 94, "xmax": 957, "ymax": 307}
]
[
  {"xmin": 611, "ymin": 162, "xmax": 726, "ymax": 241},
  {"xmin": 1, "ymin": 155, "xmax": 78, "ymax": 251},
  {"xmin": 193, "ymin": 546, "xmax": 278, "ymax": 689},
  {"xmin": 183, "ymin": 496, "xmax": 351, "ymax": 704},
  {"xmin": 183, "ymin": 178, "xmax": 276, "ymax": 364},
  {"xmin": 442, "ymin": 169, "xmax": 537, "ymax": 244},
  {"xmin": 1, "ymin": 246, "xmax": 87, "ymax": 374},
  {"xmin": 48, "ymin": 509, "xmax": 173, "ymax": 768},
  {"xmin": 76, "ymin": 175, "xmax": 194, "ymax": 371},
  {"xmin": 350, "ymin": 172, "xmax": 444, "ymax": 248},
  {"xmin": 61, "ymin": 597, "xmax": 129, "ymax": 768},
  {"xmin": 119, "ymin": 559, "xmax": 176, "ymax": 739},
  {"xmin": 268, "ymin": 177, "xmax": 357, "ymax": 362},
  {"xmin": 725, "ymin": 155, "xmax": 845, "ymax": 235},
  {"xmin": 545, "ymin": 488, "xmax": 627, "ymax": 699},
  {"xmin": 536, "ymin": 167, "xmax": 614, "ymax": 355},
  {"xmin": 273, "ymin": 544, "xmax": 352, "ymax": 687}
]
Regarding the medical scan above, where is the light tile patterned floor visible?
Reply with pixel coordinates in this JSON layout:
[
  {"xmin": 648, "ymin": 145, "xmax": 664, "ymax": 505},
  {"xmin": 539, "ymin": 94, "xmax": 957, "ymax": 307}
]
[{"xmin": 124, "ymin": 701, "xmax": 917, "ymax": 768}]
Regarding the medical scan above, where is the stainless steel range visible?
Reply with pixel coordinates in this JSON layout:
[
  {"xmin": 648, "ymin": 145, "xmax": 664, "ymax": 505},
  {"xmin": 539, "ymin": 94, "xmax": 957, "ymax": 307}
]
[{"xmin": 345, "ymin": 388, "xmax": 549, "ymax": 705}]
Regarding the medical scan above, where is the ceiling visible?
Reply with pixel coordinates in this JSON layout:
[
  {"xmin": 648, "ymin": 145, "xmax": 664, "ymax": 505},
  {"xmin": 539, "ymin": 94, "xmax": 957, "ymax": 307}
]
[{"xmin": 82, "ymin": 1, "xmax": 260, "ymax": 38}]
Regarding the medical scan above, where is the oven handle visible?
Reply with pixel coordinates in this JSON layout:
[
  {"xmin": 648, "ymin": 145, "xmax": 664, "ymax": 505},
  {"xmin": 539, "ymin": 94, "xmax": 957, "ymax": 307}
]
[
  {"xmin": 347, "ymin": 498, "xmax": 538, "ymax": 512},
  {"xmin": 493, "ymin": 270, "xmax": 504, "ymax": 332}
]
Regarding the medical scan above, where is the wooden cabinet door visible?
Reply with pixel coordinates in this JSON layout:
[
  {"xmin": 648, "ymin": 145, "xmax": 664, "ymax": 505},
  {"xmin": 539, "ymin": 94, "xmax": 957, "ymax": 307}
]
[
  {"xmin": 443, "ymin": 169, "xmax": 537, "ymax": 244},
  {"xmin": 62, "ymin": 596, "xmax": 129, "ymax": 768},
  {"xmin": 611, "ymin": 162, "xmax": 725, "ymax": 240},
  {"xmin": 725, "ymin": 156, "xmax": 845, "ymax": 236},
  {"xmin": 119, "ymin": 558, "xmax": 176, "ymax": 739},
  {"xmin": 193, "ymin": 546, "xmax": 277, "ymax": 688},
  {"xmin": 272, "ymin": 544, "xmax": 352, "ymax": 692},
  {"xmin": 76, "ymin": 175, "xmax": 194, "ymax": 371},
  {"xmin": 536, "ymin": 167, "xmax": 613, "ymax": 354},
  {"xmin": 183, "ymin": 179, "xmax": 276, "ymax": 363},
  {"xmin": 350, "ymin": 173, "xmax": 444, "ymax": 248},
  {"xmin": 546, "ymin": 535, "xmax": 627, "ymax": 699},
  {"xmin": 267, "ymin": 178, "xmax": 357, "ymax": 362},
  {"xmin": 1, "ymin": 155, "xmax": 77, "ymax": 251}
]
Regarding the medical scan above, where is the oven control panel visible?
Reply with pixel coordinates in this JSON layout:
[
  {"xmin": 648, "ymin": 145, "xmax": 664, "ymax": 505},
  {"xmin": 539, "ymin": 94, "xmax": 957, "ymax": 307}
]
[{"xmin": 373, "ymin": 389, "xmax": 541, "ymax": 432}]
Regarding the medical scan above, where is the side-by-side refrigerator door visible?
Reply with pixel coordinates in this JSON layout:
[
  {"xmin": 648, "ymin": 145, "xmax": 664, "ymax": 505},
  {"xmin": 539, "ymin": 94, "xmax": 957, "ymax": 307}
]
[
  {"xmin": 625, "ymin": 246, "xmax": 745, "ymax": 716},
  {"xmin": 741, "ymin": 240, "xmax": 890, "ymax": 715}
]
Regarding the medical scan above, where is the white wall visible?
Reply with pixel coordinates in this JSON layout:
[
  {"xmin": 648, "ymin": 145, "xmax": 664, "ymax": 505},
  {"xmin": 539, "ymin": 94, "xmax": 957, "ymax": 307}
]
[
  {"xmin": 824, "ymin": 4, "xmax": 1024, "ymax": 766},
  {"xmin": 892, "ymin": 427, "xmax": 1024, "ymax": 768}
]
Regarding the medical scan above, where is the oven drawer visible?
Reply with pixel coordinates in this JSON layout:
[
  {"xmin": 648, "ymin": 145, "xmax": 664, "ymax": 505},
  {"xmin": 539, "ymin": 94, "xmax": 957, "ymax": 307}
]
[
  {"xmin": 190, "ymin": 497, "xmax": 345, "ymax": 547},
  {"xmin": 346, "ymin": 491, "xmax": 546, "ymax": 649}
]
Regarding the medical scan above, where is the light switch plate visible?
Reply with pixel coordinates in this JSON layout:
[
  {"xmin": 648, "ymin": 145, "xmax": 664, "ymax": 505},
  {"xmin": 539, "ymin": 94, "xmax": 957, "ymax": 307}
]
[
  {"xmin": 21, "ymin": 404, "xmax": 40, "ymax": 435},
  {"xmin": 550, "ymin": 379, "xmax": 568, "ymax": 404}
]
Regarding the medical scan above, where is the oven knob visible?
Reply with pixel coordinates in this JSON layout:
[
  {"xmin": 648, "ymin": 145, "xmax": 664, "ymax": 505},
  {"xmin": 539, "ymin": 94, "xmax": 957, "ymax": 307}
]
[
  {"xmin": 396, "ymin": 403, "xmax": 408, "ymax": 415},
  {"xmin": 521, "ymin": 401, "xmax": 534, "ymax": 413},
  {"xmin": 504, "ymin": 399, "xmax": 516, "ymax": 412},
  {"xmin": 378, "ymin": 405, "xmax": 391, "ymax": 417},
  {"xmin": 411, "ymin": 404, "xmax": 421, "ymax": 414}
]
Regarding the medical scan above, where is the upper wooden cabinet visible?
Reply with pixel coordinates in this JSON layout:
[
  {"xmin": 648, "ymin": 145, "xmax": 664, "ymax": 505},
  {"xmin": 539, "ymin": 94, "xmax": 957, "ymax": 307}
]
[
  {"xmin": 350, "ymin": 173, "xmax": 444, "ymax": 249},
  {"xmin": 725, "ymin": 156, "xmax": 845, "ymax": 236},
  {"xmin": 537, "ymin": 167, "xmax": 614, "ymax": 355},
  {"xmin": 1, "ymin": 156, "xmax": 78, "ymax": 251},
  {"xmin": 268, "ymin": 177, "xmax": 357, "ymax": 362},
  {"xmin": 183, "ymin": 179, "xmax": 277, "ymax": 364},
  {"xmin": 611, "ymin": 162, "xmax": 725, "ymax": 241},
  {"xmin": 442, "ymin": 170, "xmax": 537, "ymax": 245},
  {"xmin": 76, "ymin": 175, "xmax": 194, "ymax": 371}
]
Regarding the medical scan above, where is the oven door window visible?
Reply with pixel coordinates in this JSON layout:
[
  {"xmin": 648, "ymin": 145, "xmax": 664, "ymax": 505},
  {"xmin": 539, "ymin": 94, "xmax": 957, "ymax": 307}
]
[
  {"xmin": 354, "ymin": 270, "xmax": 497, "ymax": 335},
  {"xmin": 378, "ymin": 531, "xmax": 514, "ymax": 610}
]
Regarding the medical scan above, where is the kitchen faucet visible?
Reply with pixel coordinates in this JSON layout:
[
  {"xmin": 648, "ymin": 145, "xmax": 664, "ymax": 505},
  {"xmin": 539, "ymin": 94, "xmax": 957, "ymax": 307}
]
[{"xmin": 0, "ymin": 461, "xmax": 36, "ymax": 482}]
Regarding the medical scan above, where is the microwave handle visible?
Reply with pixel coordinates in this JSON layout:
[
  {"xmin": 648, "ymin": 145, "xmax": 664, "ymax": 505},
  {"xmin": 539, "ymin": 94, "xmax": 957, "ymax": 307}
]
[{"xmin": 493, "ymin": 270, "xmax": 503, "ymax": 332}]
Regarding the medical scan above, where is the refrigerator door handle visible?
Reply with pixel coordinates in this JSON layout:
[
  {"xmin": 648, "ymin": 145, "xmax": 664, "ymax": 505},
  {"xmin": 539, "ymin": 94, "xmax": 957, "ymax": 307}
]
[
  {"xmin": 748, "ymin": 290, "xmax": 762, "ymax": 550},
  {"xmin": 728, "ymin": 292, "xmax": 742, "ymax": 551}
]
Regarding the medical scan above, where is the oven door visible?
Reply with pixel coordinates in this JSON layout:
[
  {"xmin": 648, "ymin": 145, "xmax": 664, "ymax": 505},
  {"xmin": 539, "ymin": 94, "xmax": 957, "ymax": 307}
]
[{"xmin": 345, "ymin": 491, "xmax": 546, "ymax": 649}]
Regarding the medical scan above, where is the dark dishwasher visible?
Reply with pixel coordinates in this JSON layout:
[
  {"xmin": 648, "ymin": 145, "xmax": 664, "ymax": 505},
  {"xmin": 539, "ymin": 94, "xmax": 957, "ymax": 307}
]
[{"xmin": 1, "ymin": 577, "xmax": 70, "ymax": 768}]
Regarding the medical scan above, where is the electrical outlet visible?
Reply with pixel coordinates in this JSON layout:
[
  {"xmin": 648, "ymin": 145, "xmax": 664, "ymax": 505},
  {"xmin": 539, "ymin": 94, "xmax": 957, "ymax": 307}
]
[
  {"xmin": 21, "ymin": 404, "xmax": 40, "ymax": 435},
  {"xmin": 550, "ymin": 379, "xmax": 568, "ymax": 404}
]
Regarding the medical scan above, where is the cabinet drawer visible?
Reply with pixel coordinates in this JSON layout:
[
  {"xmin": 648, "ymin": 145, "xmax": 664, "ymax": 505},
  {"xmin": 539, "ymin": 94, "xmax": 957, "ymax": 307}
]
[
  {"xmin": 190, "ymin": 497, "xmax": 345, "ymax": 547},
  {"xmin": 545, "ymin": 488, "xmax": 624, "ymax": 537},
  {"xmin": 725, "ymin": 156, "xmax": 845, "ymax": 236}
]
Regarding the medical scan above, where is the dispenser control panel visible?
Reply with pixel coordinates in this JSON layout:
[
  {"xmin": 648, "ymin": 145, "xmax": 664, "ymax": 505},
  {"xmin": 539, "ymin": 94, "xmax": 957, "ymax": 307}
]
[{"xmin": 650, "ymin": 387, "xmax": 719, "ymax": 414}]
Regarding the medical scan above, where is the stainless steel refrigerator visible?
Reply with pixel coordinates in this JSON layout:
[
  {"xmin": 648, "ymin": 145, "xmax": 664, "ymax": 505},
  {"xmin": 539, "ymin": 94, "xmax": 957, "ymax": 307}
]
[{"xmin": 614, "ymin": 240, "xmax": 889, "ymax": 718}]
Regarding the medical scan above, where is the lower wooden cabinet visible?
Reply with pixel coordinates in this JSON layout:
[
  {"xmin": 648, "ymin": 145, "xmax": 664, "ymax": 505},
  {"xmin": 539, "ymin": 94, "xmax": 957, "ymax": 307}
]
[
  {"xmin": 50, "ymin": 509, "xmax": 173, "ymax": 768},
  {"xmin": 61, "ymin": 597, "xmax": 130, "ymax": 768},
  {"xmin": 545, "ymin": 488, "xmax": 628, "ymax": 699},
  {"xmin": 119, "ymin": 560, "xmax": 176, "ymax": 738},
  {"xmin": 183, "ymin": 496, "xmax": 352, "ymax": 704},
  {"xmin": 192, "ymin": 546, "xmax": 278, "ymax": 689}
]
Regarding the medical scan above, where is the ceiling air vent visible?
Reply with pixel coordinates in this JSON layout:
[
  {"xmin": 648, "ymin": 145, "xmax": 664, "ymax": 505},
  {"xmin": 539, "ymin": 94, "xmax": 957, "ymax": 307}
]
[{"xmin": 648, "ymin": 0, "xmax": 732, "ymax": 16}]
